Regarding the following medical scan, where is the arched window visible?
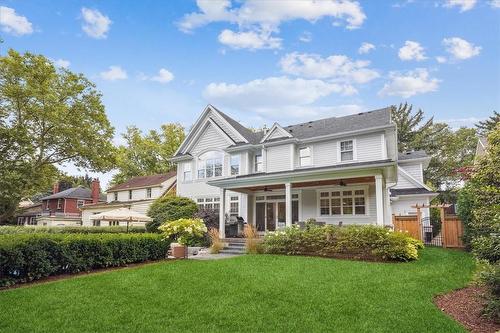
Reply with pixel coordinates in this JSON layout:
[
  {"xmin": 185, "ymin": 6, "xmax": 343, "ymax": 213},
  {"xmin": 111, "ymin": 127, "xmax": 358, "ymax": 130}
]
[{"xmin": 197, "ymin": 151, "xmax": 223, "ymax": 178}]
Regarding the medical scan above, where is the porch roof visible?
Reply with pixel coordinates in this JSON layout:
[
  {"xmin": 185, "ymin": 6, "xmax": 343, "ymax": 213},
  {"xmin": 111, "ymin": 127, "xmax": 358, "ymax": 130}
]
[{"xmin": 207, "ymin": 159, "xmax": 396, "ymax": 190}]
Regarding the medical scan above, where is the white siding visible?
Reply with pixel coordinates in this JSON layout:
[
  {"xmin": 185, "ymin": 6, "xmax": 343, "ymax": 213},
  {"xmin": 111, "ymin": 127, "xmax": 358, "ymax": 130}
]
[
  {"xmin": 356, "ymin": 133, "xmax": 384, "ymax": 162},
  {"xmin": 391, "ymin": 197, "xmax": 431, "ymax": 220},
  {"xmin": 190, "ymin": 123, "xmax": 231, "ymax": 155},
  {"xmin": 81, "ymin": 201, "xmax": 153, "ymax": 226},
  {"xmin": 307, "ymin": 141, "xmax": 337, "ymax": 167},
  {"xmin": 266, "ymin": 144, "xmax": 291, "ymax": 173},
  {"xmin": 394, "ymin": 168, "xmax": 416, "ymax": 189},
  {"xmin": 400, "ymin": 163, "xmax": 423, "ymax": 183},
  {"xmin": 267, "ymin": 128, "xmax": 288, "ymax": 140}
]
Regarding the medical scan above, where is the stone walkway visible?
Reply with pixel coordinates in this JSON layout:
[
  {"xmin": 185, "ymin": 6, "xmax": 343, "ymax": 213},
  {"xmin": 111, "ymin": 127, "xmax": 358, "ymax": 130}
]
[{"xmin": 187, "ymin": 248, "xmax": 243, "ymax": 260}]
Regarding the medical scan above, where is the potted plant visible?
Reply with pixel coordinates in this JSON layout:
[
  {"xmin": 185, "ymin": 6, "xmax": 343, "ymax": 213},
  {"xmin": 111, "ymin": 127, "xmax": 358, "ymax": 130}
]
[{"xmin": 158, "ymin": 218, "xmax": 207, "ymax": 259}]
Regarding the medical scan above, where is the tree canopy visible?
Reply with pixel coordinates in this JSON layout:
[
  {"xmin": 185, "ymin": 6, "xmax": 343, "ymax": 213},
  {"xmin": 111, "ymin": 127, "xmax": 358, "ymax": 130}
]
[
  {"xmin": 111, "ymin": 123, "xmax": 185, "ymax": 185},
  {"xmin": 391, "ymin": 102, "xmax": 477, "ymax": 190},
  {"xmin": 0, "ymin": 49, "xmax": 115, "ymax": 222},
  {"xmin": 476, "ymin": 111, "xmax": 499, "ymax": 136}
]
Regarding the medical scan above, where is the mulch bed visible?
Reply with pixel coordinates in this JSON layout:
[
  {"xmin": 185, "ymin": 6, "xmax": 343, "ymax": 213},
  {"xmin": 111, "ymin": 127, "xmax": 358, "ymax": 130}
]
[
  {"xmin": 0, "ymin": 259, "xmax": 173, "ymax": 291},
  {"xmin": 435, "ymin": 285, "xmax": 499, "ymax": 333}
]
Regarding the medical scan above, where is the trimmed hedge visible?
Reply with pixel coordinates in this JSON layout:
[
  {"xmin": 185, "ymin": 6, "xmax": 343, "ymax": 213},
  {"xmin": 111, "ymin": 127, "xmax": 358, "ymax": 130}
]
[
  {"xmin": 0, "ymin": 233, "xmax": 170, "ymax": 287},
  {"xmin": 262, "ymin": 225, "xmax": 424, "ymax": 262},
  {"xmin": 0, "ymin": 226, "xmax": 146, "ymax": 235}
]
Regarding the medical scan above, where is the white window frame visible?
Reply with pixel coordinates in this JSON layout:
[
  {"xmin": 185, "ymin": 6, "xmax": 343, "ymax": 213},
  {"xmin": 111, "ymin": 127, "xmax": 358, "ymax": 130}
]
[
  {"xmin": 197, "ymin": 151, "xmax": 223, "ymax": 179},
  {"xmin": 114, "ymin": 192, "xmax": 118, "ymax": 201},
  {"xmin": 316, "ymin": 185, "xmax": 368, "ymax": 217},
  {"xmin": 229, "ymin": 196, "xmax": 239, "ymax": 217},
  {"xmin": 45, "ymin": 201, "xmax": 50, "ymax": 210},
  {"xmin": 196, "ymin": 196, "xmax": 220, "ymax": 211},
  {"xmin": 146, "ymin": 188, "xmax": 152, "ymax": 198},
  {"xmin": 255, "ymin": 153, "xmax": 263, "ymax": 172},
  {"xmin": 337, "ymin": 139, "xmax": 357, "ymax": 162},
  {"xmin": 230, "ymin": 154, "xmax": 240, "ymax": 176},
  {"xmin": 299, "ymin": 146, "xmax": 312, "ymax": 167},
  {"xmin": 77, "ymin": 200, "xmax": 85, "ymax": 208},
  {"xmin": 57, "ymin": 199, "xmax": 62, "ymax": 210},
  {"xmin": 183, "ymin": 162, "xmax": 192, "ymax": 182}
]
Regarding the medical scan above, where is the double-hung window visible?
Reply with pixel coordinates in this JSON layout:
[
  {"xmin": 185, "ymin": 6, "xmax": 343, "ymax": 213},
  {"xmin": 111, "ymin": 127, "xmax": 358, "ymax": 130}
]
[
  {"xmin": 146, "ymin": 188, "xmax": 152, "ymax": 198},
  {"xmin": 114, "ymin": 192, "xmax": 118, "ymax": 201},
  {"xmin": 230, "ymin": 155, "xmax": 240, "ymax": 175},
  {"xmin": 230, "ymin": 196, "xmax": 239, "ymax": 217},
  {"xmin": 340, "ymin": 140, "xmax": 354, "ymax": 161},
  {"xmin": 57, "ymin": 199, "xmax": 62, "ymax": 210},
  {"xmin": 128, "ymin": 190, "xmax": 133, "ymax": 200},
  {"xmin": 198, "ymin": 151, "xmax": 223, "ymax": 179},
  {"xmin": 299, "ymin": 147, "xmax": 311, "ymax": 167},
  {"xmin": 183, "ymin": 163, "xmax": 192, "ymax": 181},
  {"xmin": 197, "ymin": 197, "xmax": 220, "ymax": 211},
  {"xmin": 77, "ymin": 200, "xmax": 85, "ymax": 208},
  {"xmin": 319, "ymin": 188, "xmax": 366, "ymax": 216},
  {"xmin": 255, "ymin": 154, "xmax": 263, "ymax": 172}
]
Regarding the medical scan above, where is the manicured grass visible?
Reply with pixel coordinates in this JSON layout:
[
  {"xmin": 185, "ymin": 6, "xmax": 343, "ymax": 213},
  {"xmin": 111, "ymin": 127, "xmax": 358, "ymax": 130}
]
[{"xmin": 0, "ymin": 248, "xmax": 474, "ymax": 333}]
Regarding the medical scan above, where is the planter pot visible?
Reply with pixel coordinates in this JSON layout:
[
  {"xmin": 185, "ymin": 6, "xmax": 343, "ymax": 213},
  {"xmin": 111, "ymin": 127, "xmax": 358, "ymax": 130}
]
[{"xmin": 171, "ymin": 243, "xmax": 188, "ymax": 259}]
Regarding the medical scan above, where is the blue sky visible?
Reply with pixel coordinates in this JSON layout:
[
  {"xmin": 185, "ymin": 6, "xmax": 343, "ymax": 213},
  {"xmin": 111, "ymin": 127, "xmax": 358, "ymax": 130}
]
[{"xmin": 1, "ymin": 0, "xmax": 499, "ymax": 186}]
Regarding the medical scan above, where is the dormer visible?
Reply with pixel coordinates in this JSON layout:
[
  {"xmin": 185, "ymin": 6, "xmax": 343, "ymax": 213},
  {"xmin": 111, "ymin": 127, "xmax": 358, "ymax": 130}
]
[{"xmin": 260, "ymin": 123, "xmax": 293, "ymax": 143}]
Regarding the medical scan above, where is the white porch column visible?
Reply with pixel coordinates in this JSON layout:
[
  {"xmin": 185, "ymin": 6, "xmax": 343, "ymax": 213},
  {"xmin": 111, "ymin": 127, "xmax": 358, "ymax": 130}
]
[
  {"xmin": 285, "ymin": 182, "xmax": 292, "ymax": 228},
  {"xmin": 375, "ymin": 175, "xmax": 384, "ymax": 226},
  {"xmin": 219, "ymin": 188, "xmax": 226, "ymax": 238}
]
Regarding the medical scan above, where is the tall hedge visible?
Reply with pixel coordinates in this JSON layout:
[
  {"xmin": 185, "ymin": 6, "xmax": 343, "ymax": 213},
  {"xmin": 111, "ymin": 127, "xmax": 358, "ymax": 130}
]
[
  {"xmin": 146, "ymin": 195, "xmax": 198, "ymax": 232},
  {"xmin": 0, "ymin": 233, "xmax": 170, "ymax": 287},
  {"xmin": 0, "ymin": 226, "xmax": 146, "ymax": 235}
]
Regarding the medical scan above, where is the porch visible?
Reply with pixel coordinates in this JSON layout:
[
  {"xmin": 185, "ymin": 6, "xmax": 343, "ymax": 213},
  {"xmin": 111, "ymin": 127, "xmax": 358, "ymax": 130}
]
[{"xmin": 208, "ymin": 162, "xmax": 396, "ymax": 238}]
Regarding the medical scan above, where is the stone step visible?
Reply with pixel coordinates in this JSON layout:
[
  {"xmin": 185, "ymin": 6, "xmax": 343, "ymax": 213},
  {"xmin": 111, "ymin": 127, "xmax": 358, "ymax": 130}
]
[
  {"xmin": 220, "ymin": 249, "xmax": 246, "ymax": 255},
  {"xmin": 226, "ymin": 243, "xmax": 245, "ymax": 248}
]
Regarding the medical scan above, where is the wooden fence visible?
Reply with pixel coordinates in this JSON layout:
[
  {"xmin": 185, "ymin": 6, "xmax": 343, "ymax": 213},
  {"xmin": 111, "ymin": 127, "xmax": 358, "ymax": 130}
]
[{"xmin": 392, "ymin": 204, "xmax": 464, "ymax": 248}]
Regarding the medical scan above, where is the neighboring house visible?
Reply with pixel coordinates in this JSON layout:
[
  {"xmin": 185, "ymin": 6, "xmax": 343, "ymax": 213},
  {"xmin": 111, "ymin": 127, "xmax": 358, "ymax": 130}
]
[
  {"xmin": 16, "ymin": 201, "xmax": 43, "ymax": 226},
  {"xmin": 80, "ymin": 173, "xmax": 176, "ymax": 227},
  {"xmin": 171, "ymin": 105, "xmax": 437, "ymax": 238},
  {"xmin": 475, "ymin": 136, "xmax": 488, "ymax": 163},
  {"xmin": 37, "ymin": 180, "xmax": 104, "ymax": 227}
]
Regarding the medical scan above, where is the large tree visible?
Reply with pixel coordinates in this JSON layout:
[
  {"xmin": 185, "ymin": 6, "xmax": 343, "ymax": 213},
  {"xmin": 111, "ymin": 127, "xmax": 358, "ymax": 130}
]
[
  {"xmin": 112, "ymin": 123, "xmax": 185, "ymax": 185},
  {"xmin": 0, "ymin": 49, "xmax": 115, "ymax": 222},
  {"xmin": 476, "ymin": 110, "xmax": 499, "ymax": 136},
  {"xmin": 391, "ymin": 102, "xmax": 477, "ymax": 190}
]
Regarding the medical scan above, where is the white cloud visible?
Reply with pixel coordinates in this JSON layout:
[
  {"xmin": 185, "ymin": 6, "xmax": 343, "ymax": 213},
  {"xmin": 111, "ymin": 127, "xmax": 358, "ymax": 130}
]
[
  {"xmin": 218, "ymin": 29, "xmax": 282, "ymax": 49},
  {"xmin": 442, "ymin": 37, "xmax": 481, "ymax": 60},
  {"xmin": 0, "ymin": 6, "xmax": 33, "ymax": 35},
  {"xmin": 436, "ymin": 56, "xmax": 447, "ymax": 63},
  {"xmin": 491, "ymin": 0, "xmax": 500, "ymax": 8},
  {"xmin": 279, "ymin": 52, "xmax": 379, "ymax": 85},
  {"xmin": 299, "ymin": 31, "xmax": 312, "ymax": 43},
  {"xmin": 151, "ymin": 68, "xmax": 175, "ymax": 83},
  {"xmin": 178, "ymin": 0, "xmax": 366, "ymax": 49},
  {"xmin": 378, "ymin": 68, "xmax": 440, "ymax": 98},
  {"xmin": 443, "ymin": 0, "xmax": 477, "ymax": 12},
  {"xmin": 81, "ymin": 7, "xmax": 111, "ymax": 39},
  {"xmin": 54, "ymin": 59, "xmax": 70, "ymax": 68},
  {"xmin": 204, "ymin": 76, "xmax": 355, "ymax": 115},
  {"xmin": 100, "ymin": 66, "xmax": 127, "ymax": 81},
  {"xmin": 398, "ymin": 41, "xmax": 427, "ymax": 61},
  {"xmin": 358, "ymin": 42, "xmax": 375, "ymax": 54}
]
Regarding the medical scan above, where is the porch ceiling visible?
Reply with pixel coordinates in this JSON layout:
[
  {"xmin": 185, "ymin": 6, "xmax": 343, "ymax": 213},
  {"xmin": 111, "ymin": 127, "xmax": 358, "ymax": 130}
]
[{"xmin": 232, "ymin": 176, "xmax": 375, "ymax": 192}]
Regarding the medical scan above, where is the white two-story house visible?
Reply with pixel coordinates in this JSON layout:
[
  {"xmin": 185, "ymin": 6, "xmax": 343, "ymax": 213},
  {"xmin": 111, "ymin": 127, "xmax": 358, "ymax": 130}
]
[{"xmin": 171, "ymin": 105, "xmax": 436, "ymax": 238}]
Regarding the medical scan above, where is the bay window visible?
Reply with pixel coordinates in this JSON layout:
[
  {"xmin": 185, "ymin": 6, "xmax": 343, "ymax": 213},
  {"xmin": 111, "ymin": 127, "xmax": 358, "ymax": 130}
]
[
  {"xmin": 318, "ymin": 188, "xmax": 366, "ymax": 216},
  {"xmin": 197, "ymin": 151, "xmax": 223, "ymax": 179}
]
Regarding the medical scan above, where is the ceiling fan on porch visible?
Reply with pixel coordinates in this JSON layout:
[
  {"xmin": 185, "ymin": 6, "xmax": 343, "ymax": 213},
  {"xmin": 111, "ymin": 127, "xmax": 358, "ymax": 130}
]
[
  {"xmin": 338, "ymin": 180, "xmax": 347, "ymax": 187},
  {"xmin": 263, "ymin": 186, "xmax": 273, "ymax": 192}
]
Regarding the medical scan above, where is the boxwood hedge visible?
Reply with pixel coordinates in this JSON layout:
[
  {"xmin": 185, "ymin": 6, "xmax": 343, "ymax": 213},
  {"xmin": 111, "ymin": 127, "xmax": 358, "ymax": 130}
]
[
  {"xmin": 262, "ymin": 225, "xmax": 424, "ymax": 262},
  {"xmin": 0, "ymin": 226, "xmax": 146, "ymax": 235},
  {"xmin": 0, "ymin": 233, "xmax": 170, "ymax": 287}
]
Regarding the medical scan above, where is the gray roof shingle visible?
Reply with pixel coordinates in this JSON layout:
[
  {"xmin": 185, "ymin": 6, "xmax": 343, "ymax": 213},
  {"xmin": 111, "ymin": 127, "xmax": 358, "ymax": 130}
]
[
  {"xmin": 390, "ymin": 188, "xmax": 436, "ymax": 196},
  {"xmin": 398, "ymin": 150, "xmax": 429, "ymax": 160},
  {"xmin": 107, "ymin": 172, "xmax": 176, "ymax": 191},
  {"xmin": 41, "ymin": 187, "xmax": 105, "ymax": 201}
]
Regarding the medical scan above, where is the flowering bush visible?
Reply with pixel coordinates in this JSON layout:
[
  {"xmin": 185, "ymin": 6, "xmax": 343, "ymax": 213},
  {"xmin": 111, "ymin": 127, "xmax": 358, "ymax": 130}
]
[
  {"xmin": 262, "ymin": 225, "xmax": 423, "ymax": 262},
  {"xmin": 158, "ymin": 218, "xmax": 207, "ymax": 246}
]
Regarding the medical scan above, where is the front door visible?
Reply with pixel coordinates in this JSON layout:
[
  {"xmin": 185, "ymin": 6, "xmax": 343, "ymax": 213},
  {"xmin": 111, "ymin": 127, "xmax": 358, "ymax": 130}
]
[{"xmin": 266, "ymin": 202, "xmax": 276, "ymax": 231}]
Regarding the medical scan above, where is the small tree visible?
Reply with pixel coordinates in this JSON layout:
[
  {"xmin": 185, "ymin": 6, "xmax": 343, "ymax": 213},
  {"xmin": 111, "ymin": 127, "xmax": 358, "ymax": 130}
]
[{"xmin": 146, "ymin": 196, "xmax": 198, "ymax": 232}]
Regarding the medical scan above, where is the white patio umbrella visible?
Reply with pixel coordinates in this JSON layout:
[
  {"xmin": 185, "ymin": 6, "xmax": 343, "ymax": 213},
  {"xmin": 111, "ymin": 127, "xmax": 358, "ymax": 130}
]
[{"xmin": 90, "ymin": 207, "xmax": 152, "ymax": 232}]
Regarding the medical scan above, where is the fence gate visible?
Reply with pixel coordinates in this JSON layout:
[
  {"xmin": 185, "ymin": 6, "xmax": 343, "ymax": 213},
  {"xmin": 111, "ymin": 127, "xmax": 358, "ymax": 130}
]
[{"xmin": 392, "ymin": 204, "xmax": 464, "ymax": 248}]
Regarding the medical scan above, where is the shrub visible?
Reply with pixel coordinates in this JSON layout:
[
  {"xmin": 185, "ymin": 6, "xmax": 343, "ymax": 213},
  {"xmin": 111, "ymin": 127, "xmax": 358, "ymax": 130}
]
[
  {"xmin": 0, "ymin": 226, "xmax": 146, "ymax": 235},
  {"xmin": 0, "ymin": 233, "xmax": 170, "ymax": 287},
  {"xmin": 208, "ymin": 228, "xmax": 224, "ymax": 254},
  {"xmin": 261, "ymin": 225, "xmax": 423, "ymax": 262},
  {"xmin": 158, "ymin": 218, "xmax": 207, "ymax": 246},
  {"xmin": 146, "ymin": 196, "xmax": 198, "ymax": 233},
  {"xmin": 194, "ymin": 208, "xmax": 219, "ymax": 230},
  {"xmin": 477, "ymin": 262, "xmax": 500, "ymax": 323}
]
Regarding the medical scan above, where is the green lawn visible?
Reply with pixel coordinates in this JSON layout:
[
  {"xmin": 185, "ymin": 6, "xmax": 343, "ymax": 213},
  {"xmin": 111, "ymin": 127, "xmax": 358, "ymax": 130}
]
[{"xmin": 0, "ymin": 248, "xmax": 474, "ymax": 333}]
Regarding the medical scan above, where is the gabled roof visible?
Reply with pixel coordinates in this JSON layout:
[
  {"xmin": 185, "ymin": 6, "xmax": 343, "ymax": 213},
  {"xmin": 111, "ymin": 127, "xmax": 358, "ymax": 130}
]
[
  {"xmin": 41, "ymin": 187, "xmax": 105, "ymax": 201},
  {"xmin": 107, "ymin": 172, "xmax": 176, "ymax": 191},
  {"xmin": 260, "ymin": 122, "xmax": 294, "ymax": 143},
  {"xmin": 212, "ymin": 106, "xmax": 264, "ymax": 144}
]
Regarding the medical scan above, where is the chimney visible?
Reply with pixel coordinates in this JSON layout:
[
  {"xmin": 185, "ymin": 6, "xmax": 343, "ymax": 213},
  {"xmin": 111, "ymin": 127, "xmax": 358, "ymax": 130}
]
[
  {"xmin": 52, "ymin": 182, "xmax": 59, "ymax": 194},
  {"xmin": 91, "ymin": 178, "xmax": 100, "ymax": 204}
]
